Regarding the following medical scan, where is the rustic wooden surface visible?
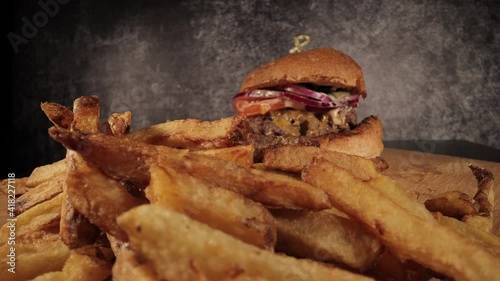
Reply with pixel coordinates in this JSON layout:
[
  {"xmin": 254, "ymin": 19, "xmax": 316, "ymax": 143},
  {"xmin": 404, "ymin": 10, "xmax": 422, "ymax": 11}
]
[
  {"xmin": 380, "ymin": 148, "xmax": 500, "ymax": 235},
  {"xmin": 1, "ymin": 148, "xmax": 499, "ymax": 234}
]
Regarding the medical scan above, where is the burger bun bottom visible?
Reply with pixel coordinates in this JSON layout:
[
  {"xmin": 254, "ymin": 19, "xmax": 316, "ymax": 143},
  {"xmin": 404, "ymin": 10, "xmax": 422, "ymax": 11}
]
[{"xmin": 314, "ymin": 115, "xmax": 384, "ymax": 159}]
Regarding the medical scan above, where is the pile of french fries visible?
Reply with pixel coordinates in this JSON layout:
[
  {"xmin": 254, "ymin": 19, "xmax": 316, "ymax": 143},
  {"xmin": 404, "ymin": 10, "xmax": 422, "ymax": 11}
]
[{"xmin": 1, "ymin": 95, "xmax": 499, "ymax": 281}]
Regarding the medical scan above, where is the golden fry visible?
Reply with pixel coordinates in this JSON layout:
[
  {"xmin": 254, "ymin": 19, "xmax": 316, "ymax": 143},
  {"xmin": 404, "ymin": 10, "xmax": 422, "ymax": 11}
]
[
  {"xmin": 147, "ymin": 164, "xmax": 276, "ymax": 249},
  {"xmin": 272, "ymin": 209, "xmax": 382, "ymax": 271},
  {"xmin": 49, "ymin": 128, "xmax": 330, "ymax": 210},
  {"xmin": 193, "ymin": 144, "xmax": 255, "ymax": 167},
  {"xmin": 40, "ymin": 102, "xmax": 74, "ymax": 129},
  {"xmin": 25, "ymin": 159, "xmax": 66, "ymax": 188},
  {"xmin": 15, "ymin": 175, "xmax": 63, "ymax": 215},
  {"xmin": 127, "ymin": 116, "xmax": 251, "ymax": 150},
  {"xmin": 434, "ymin": 212, "xmax": 500, "ymax": 257},
  {"xmin": 103, "ymin": 111, "xmax": 132, "ymax": 137},
  {"xmin": 424, "ymin": 190, "xmax": 479, "ymax": 219},
  {"xmin": 31, "ymin": 245, "xmax": 113, "ymax": 281},
  {"xmin": 117, "ymin": 204, "xmax": 373, "ymax": 281},
  {"xmin": 302, "ymin": 157, "xmax": 500, "ymax": 281},
  {"xmin": 0, "ymin": 177, "xmax": 29, "ymax": 196},
  {"xmin": 465, "ymin": 164, "xmax": 495, "ymax": 232},
  {"xmin": 171, "ymin": 153, "xmax": 331, "ymax": 210},
  {"xmin": 66, "ymin": 153, "xmax": 146, "ymax": 241},
  {"xmin": 262, "ymin": 145, "xmax": 381, "ymax": 180},
  {"xmin": 0, "ymin": 193, "xmax": 62, "ymax": 242},
  {"xmin": 0, "ymin": 233, "xmax": 70, "ymax": 281}
]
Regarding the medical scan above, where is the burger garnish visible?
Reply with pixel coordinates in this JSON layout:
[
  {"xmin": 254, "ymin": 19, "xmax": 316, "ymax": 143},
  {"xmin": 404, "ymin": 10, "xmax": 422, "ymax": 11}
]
[
  {"xmin": 232, "ymin": 83, "xmax": 360, "ymax": 136},
  {"xmin": 232, "ymin": 47, "xmax": 384, "ymax": 159}
]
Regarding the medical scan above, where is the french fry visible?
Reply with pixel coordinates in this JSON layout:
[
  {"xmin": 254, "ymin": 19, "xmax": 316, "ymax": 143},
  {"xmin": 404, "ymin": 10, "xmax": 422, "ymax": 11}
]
[
  {"xmin": 0, "ymin": 193, "xmax": 62, "ymax": 242},
  {"xmin": 65, "ymin": 153, "xmax": 146, "ymax": 241},
  {"xmin": 15, "ymin": 175, "xmax": 63, "ymax": 215},
  {"xmin": 49, "ymin": 126, "xmax": 189, "ymax": 188},
  {"xmin": 59, "ymin": 95, "xmax": 102, "ymax": 249},
  {"xmin": 49, "ymin": 128, "xmax": 330, "ymax": 210},
  {"xmin": 424, "ymin": 190, "xmax": 479, "ymax": 219},
  {"xmin": 107, "ymin": 232, "xmax": 158, "ymax": 281},
  {"xmin": 462, "ymin": 215, "xmax": 494, "ymax": 235},
  {"xmin": 69, "ymin": 95, "xmax": 100, "ymax": 134},
  {"xmin": 262, "ymin": 146, "xmax": 434, "ymax": 221},
  {"xmin": 368, "ymin": 176, "xmax": 435, "ymax": 222},
  {"xmin": 25, "ymin": 159, "xmax": 66, "ymax": 188},
  {"xmin": 0, "ymin": 177, "xmax": 29, "ymax": 196},
  {"xmin": 271, "ymin": 209, "xmax": 382, "ymax": 271},
  {"xmin": 30, "ymin": 245, "xmax": 113, "ymax": 281},
  {"xmin": 171, "ymin": 153, "xmax": 331, "ymax": 210},
  {"xmin": 262, "ymin": 146, "xmax": 382, "ymax": 179},
  {"xmin": 127, "ymin": 116, "xmax": 251, "ymax": 150},
  {"xmin": 463, "ymin": 164, "xmax": 495, "ymax": 232},
  {"xmin": 117, "ymin": 204, "xmax": 373, "ymax": 281},
  {"xmin": 302, "ymin": 157, "xmax": 500, "ymax": 281},
  {"xmin": 146, "ymin": 164, "xmax": 276, "ymax": 249},
  {"xmin": 434, "ymin": 212, "xmax": 500, "ymax": 257},
  {"xmin": 40, "ymin": 102, "xmax": 74, "ymax": 129},
  {"xmin": 111, "ymin": 241, "xmax": 159, "ymax": 281},
  {"xmin": 369, "ymin": 249, "xmax": 406, "ymax": 281},
  {"xmin": 193, "ymin": 144, "xmax": 255, "ymax": 167},
  {"xmin": 103, "ymin": 111, "xmax": 132, "ymax": 137},
  {"xmin": 0, "ymin": 233, "xmax": 70, "ymax": 281}
]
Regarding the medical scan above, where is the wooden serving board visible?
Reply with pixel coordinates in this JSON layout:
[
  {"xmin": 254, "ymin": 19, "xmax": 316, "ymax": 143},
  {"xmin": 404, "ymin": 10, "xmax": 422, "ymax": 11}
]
[
  {"xmin": 0, "ymin": 148, "xmax": 499, "ymax": 234},
  {"xmin": 380, "ymin": 148, "xmax": 500, "ymax": 235}
]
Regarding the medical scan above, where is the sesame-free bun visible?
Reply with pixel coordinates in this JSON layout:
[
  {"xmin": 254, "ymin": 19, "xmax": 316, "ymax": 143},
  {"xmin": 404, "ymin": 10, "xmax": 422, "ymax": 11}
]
[{"xmin": 240, "ymin": 47, "xmax": 367, "ymax": 98}]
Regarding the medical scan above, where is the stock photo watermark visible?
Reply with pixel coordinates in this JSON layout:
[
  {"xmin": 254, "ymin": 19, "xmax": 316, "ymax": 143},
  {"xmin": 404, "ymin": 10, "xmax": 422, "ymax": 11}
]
[
  {"xmin": 5, "ymin": 173, "xmax": 17, "ymax": 274},
  {"xmin": 8, "ymin": 0, "xmax": 71, "ymax": 54}
]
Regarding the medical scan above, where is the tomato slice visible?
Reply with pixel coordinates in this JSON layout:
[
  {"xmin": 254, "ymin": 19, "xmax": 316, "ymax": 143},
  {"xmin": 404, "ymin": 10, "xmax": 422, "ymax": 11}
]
[{"xmin": 232, "ymin": 96, "xmax": 286, "ymax": 116}]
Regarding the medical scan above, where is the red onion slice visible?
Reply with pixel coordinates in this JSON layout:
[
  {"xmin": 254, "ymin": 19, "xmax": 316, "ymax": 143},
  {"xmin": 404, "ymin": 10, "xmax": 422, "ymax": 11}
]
[
  {"xmin": 232, "ymin": 87, "xmax": 360, "ymax": 114},
  {"xmin": 233, "ymin": 90, "xmax": 283, "ymax": 100},
  {"xmin": 275, "ymin": 84, "xmax": 333, "ymax": 102}
]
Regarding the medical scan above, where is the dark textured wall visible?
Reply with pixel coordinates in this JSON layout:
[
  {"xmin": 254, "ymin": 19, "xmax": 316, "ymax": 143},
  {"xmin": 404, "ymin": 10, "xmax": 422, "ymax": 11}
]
[{"xmin": 9, "ymin": 0, "xmax": 500, "ymax": 176}]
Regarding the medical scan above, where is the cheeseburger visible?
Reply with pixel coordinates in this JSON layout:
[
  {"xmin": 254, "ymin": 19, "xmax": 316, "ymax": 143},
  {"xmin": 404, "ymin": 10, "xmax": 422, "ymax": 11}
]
[{"xmin": 232, "ymin": 47, "xmax": 383, "ymax": 159}]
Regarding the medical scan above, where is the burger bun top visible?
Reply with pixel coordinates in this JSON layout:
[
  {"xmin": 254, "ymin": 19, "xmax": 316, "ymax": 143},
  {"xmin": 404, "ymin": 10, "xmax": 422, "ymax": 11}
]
[{"xmin": 239, "ymin": 47, "xmax": 367, "ymax": 98}]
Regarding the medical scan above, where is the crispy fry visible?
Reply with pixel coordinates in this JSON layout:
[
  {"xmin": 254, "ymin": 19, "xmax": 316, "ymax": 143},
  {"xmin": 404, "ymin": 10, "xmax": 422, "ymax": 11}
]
[
  {"xmin": 30, "ymin": 245, "xmax": 113, "ymax": 281},
  {"xmin": 464, "ymin": 164, "xmax": 495, "ymax": 232},
  {"xmin": 272, "ymin": 209, "xmax": 382, "ymax": 271},
  {"xmin": 424, "ymin": 191, "xmax": 479, "ymax": 219},
  {"xmin": 117, "ymin": 204, "xmax": 373, "ymax": 281},
  {"xmin": 49, "ymin": 128, "xmax": 330, "ymax": 210},
  {"xmin": 127, "ymin": 116, "xmax": 251, "ymax": 150},
  {"xmin": 0, "ymin": 193, "xmax": 62, "ymax": 242},
  {"xmin": 40, "ymin": 102, "xmax": 74, "ymax": 129},
  {"xmin": 368, "ymin": 176, "xmax": 435, "ymax": 222},
  {"xmin": 70, "ymin": 95, "xmax": 100, "ymax": 134},
  {"xmin": 302, "ymin": 157, "xmax": 500, "ymax": 281},
  {"xmin": 15, "ymin": 175, "xmax": 63, "ymax": 215},
  {"xmin": 434, "ymin": 212, "xmax": 500, "ymax": 257},
  {"xmin": 0, "ymin": 233, "xmax": 70, "ymax": 281},
  {"xmin": 369, "ymin": 249, "xmax": 406, "ymax": 281},
  {"xmin": 0, "ymin": 177, "xmax": 29, "ymax": 196},
  {"xmin": 171, "ymin": 153, "xmax": 331, "ymax": 210},
  {"xmin": 25, "ymin": 159, "xmax": 66, "ymax": 188},
  {"xmin": 193, "ymin": 144, "xmax": 255, "ymax": 167},
  {"xmin": 262, "ymin": 146, "xmax": 433, "ymax": 221},
  {"xmin": 59, "ymin": 95, "xmax": 103, "ymax": 248},
  {"xmin": 112, "ymin": 244, "xmax": 159, "ymax": 281},
  {"xmin": 49, "ymin": 126, "xmax": 189, "ymax": 188},
  {"xmin": 103, "ymin": 111, "xmax": 132, "ymax": 137},
  {"xmin": 462, "ymin": 215, "xmax": 493, "ymax": 234},
  {"xmin": 146, "ymin": 164, "xmax": 276, "ymax": 249},
  {"xmin": 262, "ymin": 146, "xmax": 381, "ymax": 179},
  {"xmin": 65, "ymin": 153, "xmax": 146, "ymax": 241},
  {"xmin": 59, "ymin": 190, "xmax": 101, "ymax": 249}
]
